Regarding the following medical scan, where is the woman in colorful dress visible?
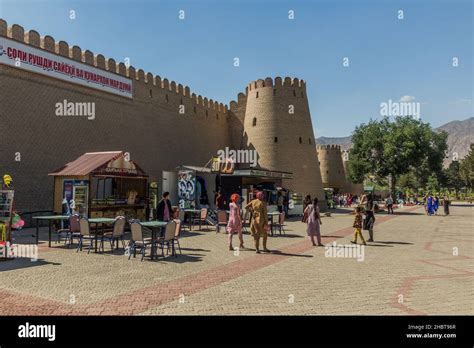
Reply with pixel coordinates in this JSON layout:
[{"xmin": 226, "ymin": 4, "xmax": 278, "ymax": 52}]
[
  {"xmin": 245, "ymin": 191, "xmax": 269, "ymax": 254},
  {"xmin": 304, "ymin": 197, "xmax": 323, "ymax": 246},
  {"xmin": 426, "ymin": 194, "xmax": 434, "ymax": 216},
  {"xmin": 227, "ymin": 193, "xmax": 244, "ymax": 251}
]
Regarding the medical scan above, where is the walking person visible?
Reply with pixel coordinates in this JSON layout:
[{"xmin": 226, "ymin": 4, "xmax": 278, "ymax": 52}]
[
  {"xmin": 283, "ymin": 192, "xmax": 290, "ymax": 218},
  {"xmin": 351, "ymin": 206, "xmax": 366, "ymax": 245},
  {"xmin": 362, "ymin": 193, "xmax": 376, "ymax": 242},
  {"xmin": 303, "ymin": 194, "xmax": 312, "ymax": 211},
  {"xmin": 157, "ymin": 192, "xmax": 173, "ymax": 221},
  {"xmin": 215, "ymin": 190, "xmax": 226, "ymax": 210},
  {"xmin": 304, "ymin": 197, "xmax": 323, "ymax": 246},
  {"xmin": 442, "ymin": 196, "xmax": 450, "ymax": 215},
  {"xmin": 385, "ymin": 194, "xmax": 394, "ymax": 214},
  {"xmin": 227, "ymin": 193, "xmax": 244, "ymax": 251},
  {"xmin": 426, "ymin": 194, "xmax": 434, "ymax": 216},
  {"xmin": 433, "ymin": 196, "xmax": 439, "ymax": 215},
  {"xmin": 277, "ymin": 190, "xmax": 284, "ymax": 213},
  {"xmin": 245, "ymin": 191, "xmax": 270, "ymax": 254}
]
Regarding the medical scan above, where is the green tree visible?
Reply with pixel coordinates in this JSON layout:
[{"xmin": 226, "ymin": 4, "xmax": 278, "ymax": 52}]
[
  {"xmin": 459, "ymin": 144, "xmax": 474, "ymax": 189},
  {"xmin": 398, "ymin": 170, "xmax": 419, "ymax": 191},
  {"xmin": 426, "ymin": 173, "xmax": 440, "ymax": 193},
  {"xmin": 348, "ymin": 116, "xmax": 448, "ymax": 195},
  {"xmin": 442, "ymin": 160, "xmax": 463, "ymax": 196}
]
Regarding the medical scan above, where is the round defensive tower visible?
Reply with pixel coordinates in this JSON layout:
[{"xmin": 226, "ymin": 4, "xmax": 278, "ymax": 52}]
[
  {"xmin": 242, "ymin": 76, "xmax": 326, "ymax": 206},
  {"xmin": 316, "ymin": 144, "xmax": 347, "ymax": 192}
]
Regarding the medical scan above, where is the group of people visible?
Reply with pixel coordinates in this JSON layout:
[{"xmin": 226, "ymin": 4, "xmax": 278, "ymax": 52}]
[
  {"xmin": 326, "ymin": 193, "xmax": 359, "ymax": 209},
  {"xmin": 156, "ymin": 188, "xmax": 380, "ymax": 254},
  {"xmin": 302, "ymin": 193, "xmax": 376, "ymax": 246},
  {"xmin": 226, "ymin": 191, "xmax": 270, "ymax": 253},
  {"xmin": 424, "ymin": 194, "xmax": 450, "ymax": 216}
]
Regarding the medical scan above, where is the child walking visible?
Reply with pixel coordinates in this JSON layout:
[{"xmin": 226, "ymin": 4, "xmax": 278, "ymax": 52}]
[
  {"xmin": 227, "ymin": 193, "xmax": 244, "ymax": 251},
  {"xmin": 351, "ymin": 206, "xmax": 366, "ymax": 245}
]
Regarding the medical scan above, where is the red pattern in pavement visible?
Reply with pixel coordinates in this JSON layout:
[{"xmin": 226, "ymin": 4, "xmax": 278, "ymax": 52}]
[{"xmin": 1, "ymin": 208, "xmax": 417, "ymax": 315}]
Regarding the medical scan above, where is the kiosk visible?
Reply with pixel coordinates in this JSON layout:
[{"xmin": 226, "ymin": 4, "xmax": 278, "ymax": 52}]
[{"xmin": 49, "ymin": 151, "xmax": 148, "ymax": 219}]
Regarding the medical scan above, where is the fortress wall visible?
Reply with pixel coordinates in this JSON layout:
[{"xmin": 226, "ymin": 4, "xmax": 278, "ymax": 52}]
[
  {"xmin": 0, "ymin": 21, "xmax": 231, "ymax": 211},
  {"xmin": 316, "ymin": 144, "xmax": 347, "ymax": 191},
  {"xmin": 242, "ymin": 77, "xmax": 326, "ymax": 203},
  {"xmin": 228, "ymin": 92, "xmax": 248, "ymax": 151}
]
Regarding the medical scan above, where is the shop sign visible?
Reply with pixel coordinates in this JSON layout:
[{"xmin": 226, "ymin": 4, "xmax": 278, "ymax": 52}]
[
  {"xmin": 0, "ymin": 37, "xmax": 133, "ymax": 98},
  {"xmin": 210, "ymin": 156, "xmax": 234, "ymax": 174}
]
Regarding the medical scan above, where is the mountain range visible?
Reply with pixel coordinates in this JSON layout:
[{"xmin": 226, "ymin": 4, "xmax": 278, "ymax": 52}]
[{"xmin": 316, "ymin": 117, "xmax": 474, "ymax": 167}]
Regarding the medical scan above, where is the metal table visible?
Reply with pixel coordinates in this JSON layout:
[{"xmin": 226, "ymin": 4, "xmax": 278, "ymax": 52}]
[
  {"xmin": 183, "ymin": 209, "xmax": 201, "ymax": 230},
  {"xmin": 140, "ymin": 220, "xmax": 168, "ymax": 260},
  {"xmin": 88, "ymin": 218, "xmax": 116, "ymax": 253},
  {"xmin": 32, "ymin": 215, "xmax": 70, "ymax": 247}
]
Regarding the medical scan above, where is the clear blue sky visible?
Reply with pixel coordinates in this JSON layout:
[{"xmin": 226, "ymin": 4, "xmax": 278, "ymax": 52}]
[{"xmin": 1, "ymin": 0, "xmax": 472, "ymax": 137}]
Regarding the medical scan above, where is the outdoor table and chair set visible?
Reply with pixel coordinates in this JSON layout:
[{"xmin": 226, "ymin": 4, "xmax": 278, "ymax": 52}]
[
  {"xmin": 32, "ymin": 215, "xmax": 183, "ymax": 261},
  {"xmin": 32, "ymin": 207, "xmax": 287, "ymax": 260}
]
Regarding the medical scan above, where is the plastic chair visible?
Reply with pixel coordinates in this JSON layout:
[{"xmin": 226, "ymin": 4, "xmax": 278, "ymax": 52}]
[
  {"xmin": 77, "ymin": 218, "xmax": 95, "ymax": 254},
  {"xmin": 100, "ymin": 216, "xmax": 126, "ymax": 252},
  {"xmin": 272, "ymin": 212, "xmax": 286, "ymax": 235},
  {"xmin": 215, "ymin": 210, "xmax": 228, "ymax": 233},
  {"xmin": 128, "ymin": 220, "xmax": 154, "ymax": 261},
  {"xmin": 156, "ymin": 221, "xmax": 177, "ymax": 258},
  {"xmin": 173, "ymin": 219, "xmax": 182, "ymax": 255},
  {"xmin": 193, "ymin": 208, "xmax": 208, "ymax": 230}
]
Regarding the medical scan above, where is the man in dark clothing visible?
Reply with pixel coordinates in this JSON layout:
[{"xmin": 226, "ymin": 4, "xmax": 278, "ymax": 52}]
[
  {"xmin": 215, "ymin": 190, "xmax": 226, "ymax": 210},
  {"xmin": 156, "ymin": 192, "xmax": 173, "ymax": 221}
]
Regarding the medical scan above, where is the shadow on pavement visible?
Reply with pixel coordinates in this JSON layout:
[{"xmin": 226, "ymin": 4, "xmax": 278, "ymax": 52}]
[
  {"xmin": 372, "ymin": 241, "xmax": 414, "ymax": 245},
  {"xmin": 0, "ymin": 258, "xmax": 61, "ymax": 271},
  {"xmin": 268, "ymin": 250, "xmax": 313, "ymax": 258},
  {"xmin": 270, "ymin": 233, "xmax": 302, "ymax": 238},
  {"xmin": 365, "ymin": 243, "xmax": 393, "ymax": 247},
  {"xmin": 388, "ymin": 211, "xmax": 425, "ymax": 216},
  {"xmin": 157, "ymin": 253, "xmax": 204, "ymax": 264}
]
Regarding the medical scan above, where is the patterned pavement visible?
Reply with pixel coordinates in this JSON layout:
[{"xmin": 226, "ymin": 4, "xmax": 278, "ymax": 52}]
[{"xmin": 0, "ymin": 204, "xmax": 472, "ymax": 315}]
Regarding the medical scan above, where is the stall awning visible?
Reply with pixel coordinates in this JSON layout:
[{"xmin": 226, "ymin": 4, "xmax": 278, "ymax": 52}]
[
  {"xmin": 176, "ymin": 165, "xmax": 212, "ymax": 173},
  {"xmin": 221, "ymin": 168, "xmax": 293, "ymax": 179},
  {"xmin": 49, "ymin": 151, "xmax": 148, "ymax": 178}
]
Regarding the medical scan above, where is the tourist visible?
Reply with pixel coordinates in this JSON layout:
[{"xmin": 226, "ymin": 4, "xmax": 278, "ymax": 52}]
[
  {"xmin": 362, "ymin": 192, "xmax": 376, "ymax": 242},
  {"xmin": 443, "ymin": 196, "xmax": 450, "ymax": 215},
  {"xmin": 426, "ymin": 193, "xmax": 434, "ymax": 216},
  {"xmin": 157, "ymin": 192, "xmax": 173, "ymax": 221},
  {"xmin": 385, "ymin": 194, "xmax": 394, "ymax": 214},
  {"xmin": 215, "ymin": 190, "xmax": 226, "ymax": 210},
  {"xmin": 227, "ymin": 193, "xmax": 244, "ymax": 251},
  {"xmin": 245, "ymin": 191, "xmax": 270, "ymax": 254},
  {"xmin": 303, "ymin": 194, "xmax": 312, "ymax": 211},
  {"xmin": 283, "ymin": 192, "xmax": 290, "ymax": 218},
  {"xmin": 277, "ymin": 190, "xmax": 284, "ymax": 213},
  {"xmin": 347, "ymin": 194, "xmax": 353, "ymax": 207},
  {"xmin": 433, "ymin": 196, "xmax": 439, "ymax": 215},
  {"xmin": 351, "ymin": 206, "xmax": 366, "ymax": 245},
  {"xmin": 304, "ymin": 197, "xmax": 323, "ymax": 246}
]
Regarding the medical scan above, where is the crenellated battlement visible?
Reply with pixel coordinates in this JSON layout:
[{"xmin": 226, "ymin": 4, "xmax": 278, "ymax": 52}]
[
  {"xmin": 246, "ymin": 76, "xmax": 306, "ymax": 93},
  {"xmin": 316, "ymin": 144, "xmax": 342, "ymax": 151},
  {"xmin": 0, "ymin": 20, "xmax": 229, "ymax": 113}
]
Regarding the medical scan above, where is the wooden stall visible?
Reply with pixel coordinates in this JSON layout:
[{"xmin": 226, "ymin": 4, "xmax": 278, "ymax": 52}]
[{"xmin": 49, "ymin": 151, "xmax": 148, "ymax": 219}]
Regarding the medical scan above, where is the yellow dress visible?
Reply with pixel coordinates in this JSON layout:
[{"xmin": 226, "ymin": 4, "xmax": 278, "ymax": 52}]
[{"xmin": 245, "ymin": 199, "xmax": 268, "ymax": 238}]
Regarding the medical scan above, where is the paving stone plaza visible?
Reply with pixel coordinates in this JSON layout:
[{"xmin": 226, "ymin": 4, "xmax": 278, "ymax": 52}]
[{"xmin": 1, "ymin": 204, "xmax": 472, "ymax": 316}]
